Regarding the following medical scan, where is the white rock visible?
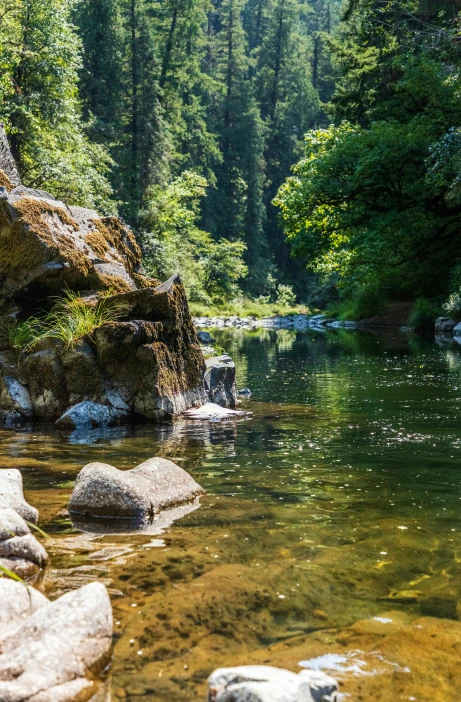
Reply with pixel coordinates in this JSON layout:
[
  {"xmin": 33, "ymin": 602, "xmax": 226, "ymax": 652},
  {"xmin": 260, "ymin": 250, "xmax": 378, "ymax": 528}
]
[
  {"xmin": 184, "ymin": 402, "xmax": 251, "ymax": 420},
  {"xmin": 207, "ymin": 665, "xmax": 338, "ymax": 702},
  {"xmin": 0, "ymin": 581, "xmax": 112, "ymax": 702},
  {"xmin": 0, "ymin": 507, "xmax": 48, "ymax": 578},
  {"xmin": 0, "ymin": 469, "xmax": 38, "ymax": 523},
  {"xmin": 0, "ymin": 579, "xmax": 49, "ymax": 638}
]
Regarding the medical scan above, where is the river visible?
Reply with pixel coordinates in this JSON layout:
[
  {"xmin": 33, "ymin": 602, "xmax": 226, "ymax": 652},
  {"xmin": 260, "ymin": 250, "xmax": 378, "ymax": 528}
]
[{"xmin": 5, "ymin": 327, "xmax": 461, "ymax": 701}]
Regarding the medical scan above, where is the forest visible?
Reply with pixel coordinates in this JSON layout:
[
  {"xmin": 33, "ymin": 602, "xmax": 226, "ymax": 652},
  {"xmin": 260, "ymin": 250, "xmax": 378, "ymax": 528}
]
[{"xmin": 1, "ymin": 0, "xmax": 461, "ymax": 323}]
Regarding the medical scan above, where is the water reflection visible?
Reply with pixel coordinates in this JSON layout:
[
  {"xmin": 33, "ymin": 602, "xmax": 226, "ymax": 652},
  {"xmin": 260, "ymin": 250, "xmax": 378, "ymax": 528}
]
[{"xmin": 2, "ymin": 327, "xmax": 461, "ymax": 701}]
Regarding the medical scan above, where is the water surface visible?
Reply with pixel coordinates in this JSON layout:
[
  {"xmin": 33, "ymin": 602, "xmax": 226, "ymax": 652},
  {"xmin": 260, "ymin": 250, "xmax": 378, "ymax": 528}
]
[{"xmin": 6, "ymin": 328, "xmax": 461, "ymax": 701}]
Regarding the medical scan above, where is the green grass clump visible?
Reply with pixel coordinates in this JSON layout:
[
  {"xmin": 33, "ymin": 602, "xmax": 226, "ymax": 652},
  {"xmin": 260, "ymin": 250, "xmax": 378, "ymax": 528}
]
[{"xmin": 2, "ymin": 290, "xmax": 125, "ymax": 359}]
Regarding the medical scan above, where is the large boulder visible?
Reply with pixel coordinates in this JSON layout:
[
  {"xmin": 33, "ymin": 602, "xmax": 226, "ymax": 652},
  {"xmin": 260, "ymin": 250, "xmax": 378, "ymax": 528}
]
[
  {"xmin": 207, "ymin": 666, "xmax": 338, "ymax": 702},
  {"xmin": 0, "ymin": 469, "xmax": 38, "ymax": 523},
  {"xmin": 0, "ymin": 507, "xmax": 48, "ymax": 579},
  {"xmin": 204, "ymin": 355, "xmax": 237, "ymax": 408},
  {"xmin": 0, "ymin": 578, "xmax": 49, "ymax": 638},
  {"xmin": 68, "ymin": 457, "xmax": 204, "ymax": 520},
  {"xmin": 0, "ymin": 581, "xmax": 112, "ymax": 702},
  {"xmin": 56, "ymin": 400, "xmax": 127, "ymax": 429}
]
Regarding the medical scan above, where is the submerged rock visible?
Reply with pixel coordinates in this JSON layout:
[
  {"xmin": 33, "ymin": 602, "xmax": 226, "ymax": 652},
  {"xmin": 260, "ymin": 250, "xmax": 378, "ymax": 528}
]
[
  {"xmin": 0, "ymin": 507, "xmax": 48, "ymax": 579},
  {"xmin": 69, "ymin": 457, "xmax": 204, "ymax": 520},
  {"xmin": 204, "ymin": 355, "xmax": 237, "ymax": 408},
  {"xmin": 183, "ymin": 402, "xmax": 251, "ymax": 420},
  {"xmin": 0, "ymin": 578, "xmax": 49, "ymax": 638},
  {"xmin": 0, "ymin": 581, "xmax": 112, "ymax": 702},
  {"xmin": 207, "ymin": 665, "xmax": 338, "ymax": 702},
  {"xmin": 0, "ymin": 469, "xmax": 38, "ymax": 523}
]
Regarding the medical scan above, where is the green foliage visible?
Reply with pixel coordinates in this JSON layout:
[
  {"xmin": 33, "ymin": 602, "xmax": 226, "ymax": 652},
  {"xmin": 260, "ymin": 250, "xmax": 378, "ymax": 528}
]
[
  {"xmin": 409, "ymin": 299, "xmax": 442, "ymax": 331},
  {"xmin": 0, "ymin": 0, "xmax": 115, "ymax": 213},
  {"xmin": 276, "ymin": 284, "xmax": 297, "ymax": 306},
  {"xmin": 140, "ymin": 171, "xmax": 248, "ymax": 303},
  {"xmin": 275, "ymin": 0, "xmax": 461, "ymax": 310},
  {"xmin": 190, "ymin": 297, "xmax": 308, "ymax": 318},
  {"xmin": 3, "ymin": 291, "xmax": 124, "ymax": 357},
  {"xmin": 443, "ymin": 288, "xmax": 461, "ymax": 320}
]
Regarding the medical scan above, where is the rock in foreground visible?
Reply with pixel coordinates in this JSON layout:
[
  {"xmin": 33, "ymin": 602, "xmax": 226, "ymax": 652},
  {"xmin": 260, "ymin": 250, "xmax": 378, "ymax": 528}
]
[
  {"xmin": 69, "ymin": 457, "xmax": 204, "ymax": 520},
  {"xmin": 0, "ymin": 469, "xmax": 38, "ymax": 523},
  {"xmin": 0, "ymin": 507, "xmax": 48, "ymax": 579},
  {"xmin": 207, "ymin": 665, "xmax": 338, "ymax": 702},
  {"xmin": 0, "ymin": 581, "xmax": 112, "ymax": 702},
  {"xmin": 0, "ymin": 578, "xmax": 49, "ymax": 638}
]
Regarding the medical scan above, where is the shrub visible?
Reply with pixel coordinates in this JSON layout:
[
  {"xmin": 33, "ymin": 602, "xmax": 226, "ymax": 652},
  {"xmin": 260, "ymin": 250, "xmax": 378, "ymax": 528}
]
[
  {"xmin": 443, "ymin": 287, "xmax": 461, "ymax": 320},
  {"xmin": 276, "ymin": 284, "xmax": 296, "ymax": 306},
  {"xmin": 409, "ymin": 298, "xmax": 442, "ymax": 331}
]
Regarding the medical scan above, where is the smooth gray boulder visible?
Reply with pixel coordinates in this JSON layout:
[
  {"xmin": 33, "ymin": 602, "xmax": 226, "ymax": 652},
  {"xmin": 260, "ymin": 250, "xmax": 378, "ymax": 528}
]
[
  {"xmin": 453, "ymin": 322, "xmax": 461, "ymax": 336},
  {"xmin": 207, "ymin": 666, "xmax": 338, "ymax": 702},
  {"xmin": 0, "ymin": 507, "xmax": 48, "ymax": 578},
  {"xmin": 204, "ymin": 355, "xmax": 237, "ymax": 408},
  {"xmin": 69, "ymin": 457, "xmax": 204, "ymax": 520},
  {"xmin": 0, "ymin": 581, "xmax": 112, "ymax": 702},
  {"xmin": 56, "ymin": 400, "xmax": 128, "ymax": 429},
  {"xmin": 0, "ymin": 579, "xmax": 49, "ymax": 638},
  {"xmin": 0, "ymin": 469, "xmax": 38, "ymax": 523}
]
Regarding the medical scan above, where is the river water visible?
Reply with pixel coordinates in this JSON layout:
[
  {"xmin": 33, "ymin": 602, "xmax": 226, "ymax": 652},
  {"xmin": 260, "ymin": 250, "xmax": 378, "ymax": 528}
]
[{"xmin": 5, "ymin": 327, "xmax": 461, "ymax": 701}]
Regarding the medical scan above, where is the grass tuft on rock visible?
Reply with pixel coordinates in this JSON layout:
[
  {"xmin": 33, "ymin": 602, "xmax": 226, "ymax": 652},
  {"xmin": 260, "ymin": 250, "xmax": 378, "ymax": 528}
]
[{"xmin": 2, "ymin": 290, "xmax": 127, "ymax": 357}]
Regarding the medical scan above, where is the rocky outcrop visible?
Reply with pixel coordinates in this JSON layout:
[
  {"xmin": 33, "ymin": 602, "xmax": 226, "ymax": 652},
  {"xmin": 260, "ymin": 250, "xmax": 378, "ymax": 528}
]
[
  {"xmin": 207, "ymin": 666, "xmax": 338, "ymax": 702},
  {"xmin": 0, "ymin": 125, "xmax": 237, "ymax": 423},
  {"xmin": 0, "ymin": 278, "xmax": 210, "ymax": 422},
  {"xmin": 0, "ymin": 469, "xmax": 38, "ymax": 523},
  {"xmin": 204, "ymin": 355, "xmax": 237, "ymax": 408},
  {"xmin": 0, "ymin": 507, "xmax": 48, "ymax": 578},
  {"xmin": 0, "ymin": 581, "xmax": 112, "ymax": 702},
  {"xmin": 68, "ymin": 457, "xmax": 204, "ymax": 520}
]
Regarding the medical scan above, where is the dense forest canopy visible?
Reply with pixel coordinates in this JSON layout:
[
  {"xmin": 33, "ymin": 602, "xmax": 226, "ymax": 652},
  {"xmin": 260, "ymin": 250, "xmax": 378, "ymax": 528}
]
[
  {"xmin": 275, "ymin": 0, "xmax": 461, "ymax": 319},
  {"xmin": 2, "ymin": 0, "xmax": 461, "ymax": 318},
  {"xmin": 0, "ymin": 0, "xmax": 339, "ymax": 306}
]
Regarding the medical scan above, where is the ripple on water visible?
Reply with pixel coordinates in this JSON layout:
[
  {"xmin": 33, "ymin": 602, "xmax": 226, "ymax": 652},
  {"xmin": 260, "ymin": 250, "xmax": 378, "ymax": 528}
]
[{"xmin": 3, "ymin": 327, "xmax": 461, "ymax": 701}]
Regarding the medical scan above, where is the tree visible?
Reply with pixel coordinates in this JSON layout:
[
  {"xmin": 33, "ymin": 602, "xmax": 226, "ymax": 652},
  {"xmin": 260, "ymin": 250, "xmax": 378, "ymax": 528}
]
[
  {"xmin": 0, "ymin": 0, "xmax": 114, "ymax": 211},
  {"xmin": 140, "ymin": 171, "xmax": 247, "ymax": 302}
]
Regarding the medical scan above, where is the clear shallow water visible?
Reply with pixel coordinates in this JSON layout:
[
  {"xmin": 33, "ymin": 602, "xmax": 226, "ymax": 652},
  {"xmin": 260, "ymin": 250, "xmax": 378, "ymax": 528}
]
[{"xmin": 5, "ymin": 328, "xmax": 461, "ymax": 701}]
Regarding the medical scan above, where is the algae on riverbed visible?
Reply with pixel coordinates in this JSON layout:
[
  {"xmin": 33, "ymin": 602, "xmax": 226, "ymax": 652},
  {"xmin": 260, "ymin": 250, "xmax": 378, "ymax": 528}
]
[{"xmin": 5, "ymin": 326, "xmax": 461, "ymax": 701}]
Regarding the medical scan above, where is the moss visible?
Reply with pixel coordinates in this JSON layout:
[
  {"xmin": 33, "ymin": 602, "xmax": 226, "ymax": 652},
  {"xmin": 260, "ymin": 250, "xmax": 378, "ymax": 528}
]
[
  {"xmin": 90, "ymin": 218, "xmax": 142, "ymax": 278},
  {"xmin": 85, "ymin": 231, "xmax": 110, "ymax": 260},
  {"xmin": 0, "ymin": 169, "xmax": 13, "ymax": 192},
  {"xmin": 98, "ymin": 274, "xmax": 132, "ymax": 294},
  {"xmin": 0, "ymin": 197, "xmax": 90, "ymax": 279}
]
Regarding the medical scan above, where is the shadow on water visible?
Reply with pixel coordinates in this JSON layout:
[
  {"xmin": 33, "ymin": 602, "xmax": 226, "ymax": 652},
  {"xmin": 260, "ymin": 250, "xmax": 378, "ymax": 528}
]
[{"xmin": 3, "ymin": 327, "xmax": 461, "ymax": 700}]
